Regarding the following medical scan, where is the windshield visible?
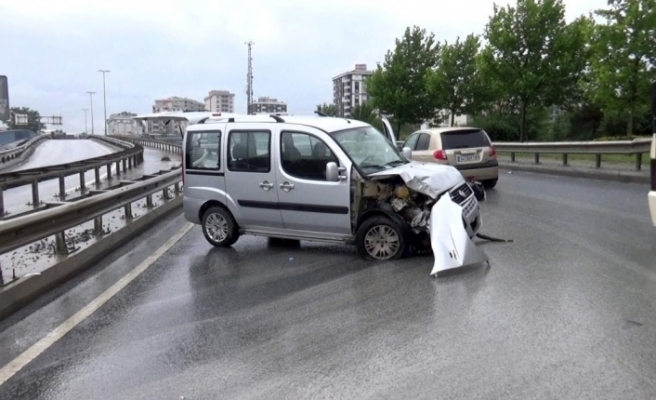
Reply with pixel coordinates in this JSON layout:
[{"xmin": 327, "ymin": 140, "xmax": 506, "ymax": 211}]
[{"xmin": 329, "ymin": 125, "xmax": 408, "ymax": 174}]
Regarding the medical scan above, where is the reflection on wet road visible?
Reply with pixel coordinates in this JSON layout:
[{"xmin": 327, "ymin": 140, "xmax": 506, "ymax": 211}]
[{"xmin": 1, "ymin": 171, "xmax": 656, "ymax": 399}]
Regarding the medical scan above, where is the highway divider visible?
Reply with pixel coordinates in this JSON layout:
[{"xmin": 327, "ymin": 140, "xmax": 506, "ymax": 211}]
[
  {"xmin": 0, "ymin": 165, "xmax": 183, "ymax": 319},
  {"xmin": 0, "ymin": 135, "xmax": 50, "ymax": 171},
  {"xmin": 0, "ymin": 136, "xmax": 144, "ymax": 218}
]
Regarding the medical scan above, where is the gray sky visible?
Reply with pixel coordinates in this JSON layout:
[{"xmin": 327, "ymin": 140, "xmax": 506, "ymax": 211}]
[{"xmin": 2, "ymin": 0, "xmax": 604, "ymax": 133}]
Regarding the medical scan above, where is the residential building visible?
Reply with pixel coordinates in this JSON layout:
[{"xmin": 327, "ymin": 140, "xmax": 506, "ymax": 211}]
[
  {"xmin": 248, "ymin": 97, "xmax": 287, "ymax": 114},
  {"xmin": 204, "ymin": 90, "xmax": 235, "ymax": 113},
  {"xmin": 150, "ymin": 96, "xmax": 204, "ymax": 134},
  {"xmin": 107, "ymin": 111, "xmax": 138, "ymax": 135},
  {"xmin": 332, "ymin": 64, "xmax": 373, "ymax": 117}
]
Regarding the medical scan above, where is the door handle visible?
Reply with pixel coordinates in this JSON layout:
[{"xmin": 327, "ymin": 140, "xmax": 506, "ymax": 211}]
[
  {"xmin": 279, "ymin": 181, "xmax": 295, "ymax": 192},
  {"xmin": 259, "ymin": 181, "xmax": 274, "ymax": 191}
]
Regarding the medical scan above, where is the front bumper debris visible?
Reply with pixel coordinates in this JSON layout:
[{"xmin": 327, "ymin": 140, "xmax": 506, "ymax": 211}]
[{"xmin": 428, "ymin": 194, "xmax": 488, "ymax": 277}]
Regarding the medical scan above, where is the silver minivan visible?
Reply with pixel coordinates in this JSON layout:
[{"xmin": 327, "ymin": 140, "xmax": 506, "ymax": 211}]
[{"xmin": 181, "ymin": 114, "xmax": 483, "ymax": 261}]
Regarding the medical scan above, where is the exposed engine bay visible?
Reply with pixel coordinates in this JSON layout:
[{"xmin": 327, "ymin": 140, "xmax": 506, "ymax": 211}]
[{"xmin": 352, "ymin": 175, "xmax": 436, "ymax": 252}]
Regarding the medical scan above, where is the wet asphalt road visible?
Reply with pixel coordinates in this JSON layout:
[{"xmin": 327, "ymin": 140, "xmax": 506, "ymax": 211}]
[{"xmin": 1, "ymin": 170, "xmax": 656, "ymax": 399}]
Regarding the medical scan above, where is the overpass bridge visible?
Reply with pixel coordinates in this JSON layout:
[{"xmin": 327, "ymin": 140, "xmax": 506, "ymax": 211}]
[{"xmin": 0, "ymin": 116, "xmax": 654, "ymax": 399}]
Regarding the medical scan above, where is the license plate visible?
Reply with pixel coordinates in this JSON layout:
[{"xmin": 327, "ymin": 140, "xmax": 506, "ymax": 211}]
[{"xmin": 456, "ymin": 154, "xmax": 478, "ymax": 163}]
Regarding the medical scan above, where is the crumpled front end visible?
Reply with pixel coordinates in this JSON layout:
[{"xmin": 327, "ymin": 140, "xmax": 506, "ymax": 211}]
[{"xmin": 355, "ymin": 162, "xmax": 488, "ymax": 274}]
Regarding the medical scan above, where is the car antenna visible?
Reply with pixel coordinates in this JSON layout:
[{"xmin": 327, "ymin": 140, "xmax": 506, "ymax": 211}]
[
  {"xmin": 314, "ymin": 111, "xmax": 327, "ymax": 117},
  {"xmin": 270, "ymin": 114, "xmax": 285, "ymax": 123}
]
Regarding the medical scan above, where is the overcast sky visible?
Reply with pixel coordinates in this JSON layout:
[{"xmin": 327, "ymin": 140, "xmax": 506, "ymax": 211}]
[{"xmin": 2, "ymin": 0, "xmax": 605, "ymax": 133}]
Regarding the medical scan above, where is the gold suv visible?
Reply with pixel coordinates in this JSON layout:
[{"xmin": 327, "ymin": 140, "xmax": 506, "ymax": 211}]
[{"xmin": 401, "ymin": 127, "xmax": 499, "ymax": 189}]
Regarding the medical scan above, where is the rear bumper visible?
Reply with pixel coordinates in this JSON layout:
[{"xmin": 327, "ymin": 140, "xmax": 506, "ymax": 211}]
[{"xmin": 453, "ymin": 159, "xmax": 499, "ymax": 181}]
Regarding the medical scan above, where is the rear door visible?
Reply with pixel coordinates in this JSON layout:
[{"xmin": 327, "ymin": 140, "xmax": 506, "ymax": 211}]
[
  {"xmin": 224, "ymin": 124, "xmax": 284, "ymax": 229},
  {"xmin": 410, "ymin": 132, "xmax": 434, "ymax": 162},
  {"xmin": 440, "ymin": 129, "xmax": 492, "ymax": 167}
]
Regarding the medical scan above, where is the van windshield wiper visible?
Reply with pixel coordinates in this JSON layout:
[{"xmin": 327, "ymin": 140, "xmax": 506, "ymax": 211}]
[{"xmin": 384, "ymin": 160, "xmax": 406, "ymax": 167}]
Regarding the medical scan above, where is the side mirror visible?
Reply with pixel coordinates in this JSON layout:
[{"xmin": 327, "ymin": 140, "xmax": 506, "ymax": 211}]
[
  {"xmin": 402, "ymin": 147, "xmax": 412, "ymax": 160},
  {"xmin": 326, "ymin": 162, "xmax": 340, "ymax": 181}
]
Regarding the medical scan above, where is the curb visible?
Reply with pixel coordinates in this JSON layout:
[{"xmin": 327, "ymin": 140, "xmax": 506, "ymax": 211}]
[
  {"xmin": 499, "ymin": 162, "xmax": 650, "ymax": 184},
  {"xmin": 0, "ymin": 196, "xmax": 183, "ymax": 320}
]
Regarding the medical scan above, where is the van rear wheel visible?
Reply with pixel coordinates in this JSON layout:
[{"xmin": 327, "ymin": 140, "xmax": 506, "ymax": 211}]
[
  {"xmin": 355, "ymin": 216, "xmax": 407, "ymax": 261},
  {"xmin": 201, "ymin": 206, "xmax": 239, "ymax": 247}
]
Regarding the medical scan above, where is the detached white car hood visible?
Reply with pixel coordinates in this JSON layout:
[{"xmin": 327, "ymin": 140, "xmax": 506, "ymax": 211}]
[{"xmin": 368, "ymin": 161, "xmax": 465, "ymax": 199}]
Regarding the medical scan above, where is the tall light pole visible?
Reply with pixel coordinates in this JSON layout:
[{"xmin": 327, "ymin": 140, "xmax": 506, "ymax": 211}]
[
  {"xmin": 98, "ymin": 69, "xmax": 110, "ymax": 135},
  {"xmin": 82, "ymin": 108, "xmax": 88, "ymax": 134},
  {"xmin": 87, "ymin": 91, "xmax": 96, "ymax": 135}
]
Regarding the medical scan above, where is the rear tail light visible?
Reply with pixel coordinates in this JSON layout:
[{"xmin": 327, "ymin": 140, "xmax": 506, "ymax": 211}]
[
  {"xmin": 433, "ymin": 150, "xmax": 447, "ymax": 160},
  {"xmin": 489, "ymin": 146, "xmax": 497, "ymax": 157}
]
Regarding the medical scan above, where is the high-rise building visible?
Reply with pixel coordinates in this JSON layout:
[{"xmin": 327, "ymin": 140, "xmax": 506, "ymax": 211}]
[
  {"xmin": 204, "ymin": 90, "xmax": 235, "ymax": 113},
  {"xmin": 248, "ymin": 97, "xmax": 287, "ymax": 114},
  {"xmin": 150, "ymin": 96, "xmax": 204, "ymax": 134},
  {"xmin": 332, "ymin": 64, "xmax": 373, "ymax": 117}
]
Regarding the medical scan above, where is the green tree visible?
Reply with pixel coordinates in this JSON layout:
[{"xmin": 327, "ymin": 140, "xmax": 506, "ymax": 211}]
[
  {"xmin": 427, "ymin": 34, "xmax": 483, "ymax": 127},
  {"xmin": 367, "ymin": 25, "xmax": 440, "ymax": 134},
  {"xmin": 8, "ymin": 106, "xmax": 43, "ymax": 133},
  {"xmin": 587, "ymin": 0, "xmax": 656, "ymax": 137},
  {"xmin": 480, "ymin": 0, "xmax": 588, "ymax": 141},
  {"xmin": 315, "ymin": 103, "xmax": 338, "ymax": 116},
  {"xmin": 349, "ymin": 101, "xmax": 384, "ymax": 131}
]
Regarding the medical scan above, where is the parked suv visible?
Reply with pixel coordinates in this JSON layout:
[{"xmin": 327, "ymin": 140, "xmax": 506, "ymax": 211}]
[
  {"xmin": 401, "ymin": 127, "xmax": 499, "ymax": 189},
  {"xmin": 181, "ymin": 114, "xmax": 483, "ymax": 261}
]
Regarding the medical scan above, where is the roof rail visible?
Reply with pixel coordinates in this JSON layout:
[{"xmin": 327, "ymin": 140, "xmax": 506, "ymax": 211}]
[{"xmin": 270, "ymin": 114, "xmax": 285, "ymax": 123}]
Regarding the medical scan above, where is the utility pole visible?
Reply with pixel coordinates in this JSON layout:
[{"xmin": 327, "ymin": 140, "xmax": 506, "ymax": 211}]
[
  {"xmin": 98, "ymin": 70, "xmax": 110, "ymax": 135},
  {"xmin": 245, "ymin": 41, "xmax": 254, "ymax": 114},
  {"xmin": 82, "ymin": 108, "xmax": 88, "ymax": 134},
  {"xmin": 87, "ymin": 91, "xmax": 96, "ymax": 135}
]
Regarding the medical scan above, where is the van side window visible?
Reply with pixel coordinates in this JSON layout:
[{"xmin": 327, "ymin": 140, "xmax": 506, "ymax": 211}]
[
  {"xmin": 280, "ymin": 131, "xmax": 339, "ymax": 181},
  {"xmin": 185, "ymin": 131, "xmax": 221, "ymax": 170},
  {"xmin": 228, "ymin": 130, "xmax": 271, "ymax": 173}
]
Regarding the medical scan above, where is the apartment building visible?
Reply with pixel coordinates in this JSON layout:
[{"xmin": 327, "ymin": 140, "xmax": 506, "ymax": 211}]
[
  {"xmin": 107, "ymin": 111, "xmax": 139, "ymax": 135},
  {"xmin": 150, "ymin": 96, "xmax": 204, "ymax": 134},
  {"xmin": 332, "ymin": 64, "xmax": 373, "ymax": 118},
  {"xmin": 248, "ymin": 97, "xmax": 287, "ymax": 114},
  {"xmin": 204, "ymin": 90, "xmax": 235, "ymax": 113}
]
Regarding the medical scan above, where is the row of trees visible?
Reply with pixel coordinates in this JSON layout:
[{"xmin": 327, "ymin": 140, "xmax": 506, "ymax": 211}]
[{"xmin": 360, "ymin": 0, "xmax": 655, "ymax": 142}]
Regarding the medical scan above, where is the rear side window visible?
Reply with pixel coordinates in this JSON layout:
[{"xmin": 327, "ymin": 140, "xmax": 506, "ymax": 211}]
[
  {"xmin": 440, "ymin": 129, "xmax": 490, "ymax": 149},
  {"xmin": 416, "ymin": 133, "xmax": 431, "ymax": 150},
  {"xmin": 185, "ymin": 131, "xmax": 221, "ymax": 170},
  {"xmin": 228, "ymin": 130, "xmax": 271, "ymax": 172}
]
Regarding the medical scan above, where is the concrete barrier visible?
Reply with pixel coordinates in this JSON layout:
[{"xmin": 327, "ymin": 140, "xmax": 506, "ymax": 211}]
[{"xmin": 0, "ymin": 195, "xmax": 182, "ymax": 320}]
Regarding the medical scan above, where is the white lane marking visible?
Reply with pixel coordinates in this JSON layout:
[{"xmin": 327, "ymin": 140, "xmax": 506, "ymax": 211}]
[{"xmin": 0, "ymin": 222, "xmax": 194, "ymax": 387}]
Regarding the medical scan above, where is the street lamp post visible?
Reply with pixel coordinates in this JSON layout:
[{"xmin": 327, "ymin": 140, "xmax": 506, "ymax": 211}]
[
  {"xmin": 87, "ymin": 91, "xmax": 96, "ymax": 135},
  {"xmin": 82, "ymin": 108, "xmax": 88, "ymax": 134},
  {"xmin": 98, "ymin": 70, "xmax": 110, "ymax": 135}
]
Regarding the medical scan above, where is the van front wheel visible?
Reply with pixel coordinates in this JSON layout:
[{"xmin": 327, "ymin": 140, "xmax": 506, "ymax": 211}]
[
  {"xmin": 201, "ymin": 206, "xmax": 239, "ymax": 247},
  {"xmin": 355, "ymin": 216, "xmax": 407, "ymax": 261}
]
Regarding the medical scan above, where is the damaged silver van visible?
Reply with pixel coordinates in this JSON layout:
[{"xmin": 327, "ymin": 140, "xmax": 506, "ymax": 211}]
[{"xmin": 181, "ymin": 113, "xmax": 485, "ymax": 266}]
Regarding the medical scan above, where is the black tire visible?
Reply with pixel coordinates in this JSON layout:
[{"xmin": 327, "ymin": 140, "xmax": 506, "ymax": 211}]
[
  {"xmin": 201, "ymin": 206, "xmax": 240, "ymax": 247},
  {"xmin": 355, "ymin": 215, "xmax": 407, "ymax": 261},
  {"xmin": 482, "ymin": 178, "xmax": 498, "ymax": 189}
]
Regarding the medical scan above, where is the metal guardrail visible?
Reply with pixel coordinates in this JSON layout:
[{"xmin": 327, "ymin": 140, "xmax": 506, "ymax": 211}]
[
  {"xmin": 0, "ymin": 166, "xmax": 182, "ymax": 283},
  {"xmin": 109, "ymin": 135, "xmax": 182, "ymax": 154},
  {"xmin": 0, "ymin": 136, "xmax": 145, "ymax": 217},
  {"xmin": 396, "ymin": 138, "xmax": 652, "ymax": 171},
  {"xmin": 0, "ymin": 135, "xmax": 49, "ymax": 166}
]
